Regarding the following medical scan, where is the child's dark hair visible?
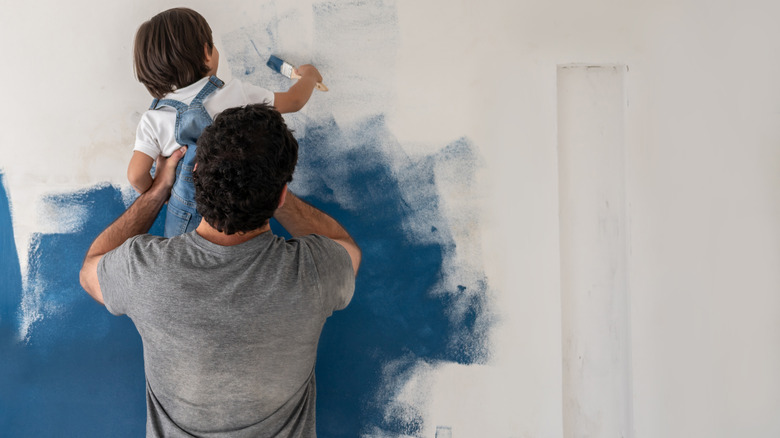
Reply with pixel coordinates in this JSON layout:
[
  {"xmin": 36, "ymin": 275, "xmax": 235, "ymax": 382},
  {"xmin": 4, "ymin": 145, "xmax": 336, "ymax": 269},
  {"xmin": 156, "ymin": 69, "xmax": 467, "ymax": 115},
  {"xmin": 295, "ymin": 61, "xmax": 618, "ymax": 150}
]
[
  {"xmin": 193, "ymin": 103, "xmax": 299, "ymax": 235},
  {"xmin": 133, "ymin": 8, "xmax": 214, "ymax": 99}
]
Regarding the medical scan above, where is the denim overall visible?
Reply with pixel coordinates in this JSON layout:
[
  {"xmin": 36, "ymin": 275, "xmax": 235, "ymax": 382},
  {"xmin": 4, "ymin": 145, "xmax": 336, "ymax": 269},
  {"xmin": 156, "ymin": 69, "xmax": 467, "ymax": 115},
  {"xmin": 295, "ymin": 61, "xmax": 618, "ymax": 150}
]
[{"xmin": 150, "ymin": 76, "xmax": 224, "ymax": 237}]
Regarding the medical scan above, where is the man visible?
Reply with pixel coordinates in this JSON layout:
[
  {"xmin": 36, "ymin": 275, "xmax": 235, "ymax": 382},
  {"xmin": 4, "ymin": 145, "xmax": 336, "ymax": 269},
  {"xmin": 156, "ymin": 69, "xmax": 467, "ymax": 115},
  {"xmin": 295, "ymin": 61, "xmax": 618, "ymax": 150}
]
[{"xmin": 79, "ymin": 103, "xmax": 361, "ymax": 437}]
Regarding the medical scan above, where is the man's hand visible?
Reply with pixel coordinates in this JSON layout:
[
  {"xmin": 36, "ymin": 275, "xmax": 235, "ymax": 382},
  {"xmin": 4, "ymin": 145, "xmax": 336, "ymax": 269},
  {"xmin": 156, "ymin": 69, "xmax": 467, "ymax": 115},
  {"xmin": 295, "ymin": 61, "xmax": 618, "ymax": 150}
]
[
  {"xmin": 79, "ymin": 147, "xmax": 187, "ymax": 304},
  {"xmin": 147, "ymin": 146, "xmax": 187, "ymax": 199}
]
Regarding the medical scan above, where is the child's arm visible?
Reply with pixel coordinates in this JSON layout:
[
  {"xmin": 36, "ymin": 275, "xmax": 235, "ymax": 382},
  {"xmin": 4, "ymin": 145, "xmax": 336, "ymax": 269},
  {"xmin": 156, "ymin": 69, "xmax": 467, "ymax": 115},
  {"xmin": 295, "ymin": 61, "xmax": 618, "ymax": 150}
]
[
  {"xmin": 127, "ymin": 151, "xmax": 155, "ymax": 194},
  {"xmin": 273, "ymin": 65, "xmax": 323, "ymax": 113}
]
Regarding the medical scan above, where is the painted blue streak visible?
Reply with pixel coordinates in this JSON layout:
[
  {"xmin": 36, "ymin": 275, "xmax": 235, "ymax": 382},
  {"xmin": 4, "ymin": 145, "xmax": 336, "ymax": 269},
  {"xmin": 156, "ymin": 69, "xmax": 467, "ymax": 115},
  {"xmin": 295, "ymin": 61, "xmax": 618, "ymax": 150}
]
[
  {"xmin": 278, "ymin": 116, "xmax": 488, "ymax": 437},
  {"xmin": 0, "ymin": 183, "xmax": 164, "ymax": 435},
  {"xmin": 0, "ymin": 173, "xmax": 22, "ymax": 328}
]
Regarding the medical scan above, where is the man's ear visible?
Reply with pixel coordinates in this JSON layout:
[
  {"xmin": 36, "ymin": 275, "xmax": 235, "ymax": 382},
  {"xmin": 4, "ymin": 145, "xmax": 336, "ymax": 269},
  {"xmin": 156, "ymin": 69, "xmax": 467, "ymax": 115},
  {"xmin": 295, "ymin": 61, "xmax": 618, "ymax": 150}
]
[{"xmin": 278, "ymin": 184, "xmax": 288, "ymax": 209}]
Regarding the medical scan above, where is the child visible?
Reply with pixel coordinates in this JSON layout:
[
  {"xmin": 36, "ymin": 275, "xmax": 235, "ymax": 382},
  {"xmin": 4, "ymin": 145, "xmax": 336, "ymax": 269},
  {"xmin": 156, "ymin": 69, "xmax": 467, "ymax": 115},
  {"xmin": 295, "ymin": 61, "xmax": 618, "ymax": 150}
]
[{"xmin": 128, "ymin": 7, "xmax": 322, "ymax": 237}]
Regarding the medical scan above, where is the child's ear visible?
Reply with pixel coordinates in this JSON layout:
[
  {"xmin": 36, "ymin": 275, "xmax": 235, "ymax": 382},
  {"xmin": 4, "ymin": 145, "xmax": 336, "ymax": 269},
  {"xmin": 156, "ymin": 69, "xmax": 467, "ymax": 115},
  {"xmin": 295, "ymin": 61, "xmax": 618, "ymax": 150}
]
[{"xmin": 203, "ymin": 43, "xmax": 212, "ymax": 61}]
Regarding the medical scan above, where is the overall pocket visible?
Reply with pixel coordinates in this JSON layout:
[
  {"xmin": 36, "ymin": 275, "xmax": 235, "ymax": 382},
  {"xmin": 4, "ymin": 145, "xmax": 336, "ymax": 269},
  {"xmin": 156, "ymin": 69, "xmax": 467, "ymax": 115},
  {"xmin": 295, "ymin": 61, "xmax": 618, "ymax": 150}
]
[{"xmin": 164, "ymin": 200, "xmax": 192, "ymax": 238}]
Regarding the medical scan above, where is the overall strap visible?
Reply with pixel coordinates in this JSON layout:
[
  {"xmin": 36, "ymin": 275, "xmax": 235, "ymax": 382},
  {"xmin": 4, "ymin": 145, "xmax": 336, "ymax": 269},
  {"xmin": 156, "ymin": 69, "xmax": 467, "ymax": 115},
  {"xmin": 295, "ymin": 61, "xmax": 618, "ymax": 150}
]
[
  {"xmin": 149, "ymin": 98, "xmax": 188, "ymax": 111},
  {"xmin": 191, "ymin": 75, "xmax": 225, "ymax": 106},
  {"xmin": 149, "ymin": 76, "xmax": 224, "ymax": 110}
]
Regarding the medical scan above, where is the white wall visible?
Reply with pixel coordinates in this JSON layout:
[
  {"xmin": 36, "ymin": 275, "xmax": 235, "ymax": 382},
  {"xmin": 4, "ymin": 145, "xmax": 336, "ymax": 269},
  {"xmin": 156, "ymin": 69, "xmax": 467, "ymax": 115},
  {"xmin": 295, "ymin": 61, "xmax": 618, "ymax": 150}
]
[
  {"xmin": 2, "ymin": 0, "xmax": 779, "ymax": 436},
  {"xmin": 390, "ymin": 0, "xmax": 780, "ymax": 435}
]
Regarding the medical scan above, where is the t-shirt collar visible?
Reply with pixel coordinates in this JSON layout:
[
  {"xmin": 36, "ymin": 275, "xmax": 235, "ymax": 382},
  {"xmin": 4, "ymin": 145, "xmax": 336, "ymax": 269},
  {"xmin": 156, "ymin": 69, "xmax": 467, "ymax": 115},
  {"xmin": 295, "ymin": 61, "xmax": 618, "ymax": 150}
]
[
  {"xmin": 165, "ymin": 76, "xmax": 212, "ymax": 101},
  {"xmin": 185, "ymin": 229, "xmax": 277, "ymax": 255}
]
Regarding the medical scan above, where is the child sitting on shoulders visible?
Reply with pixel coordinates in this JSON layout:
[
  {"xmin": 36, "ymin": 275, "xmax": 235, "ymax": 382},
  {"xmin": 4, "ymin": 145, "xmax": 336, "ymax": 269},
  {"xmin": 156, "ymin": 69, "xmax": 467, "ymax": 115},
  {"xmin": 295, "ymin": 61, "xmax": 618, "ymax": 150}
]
[{"xmin": 128, "ymin": 7, "xmax": 322, "ymax": 237}]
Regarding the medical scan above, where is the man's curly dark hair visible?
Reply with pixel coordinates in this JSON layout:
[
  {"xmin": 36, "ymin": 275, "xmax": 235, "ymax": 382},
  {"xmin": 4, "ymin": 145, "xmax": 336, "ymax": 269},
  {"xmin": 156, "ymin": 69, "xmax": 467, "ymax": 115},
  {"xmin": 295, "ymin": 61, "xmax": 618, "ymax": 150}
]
[{"xmin": 193, "ymin": 103, "xmax": 298, "ymax": 234}]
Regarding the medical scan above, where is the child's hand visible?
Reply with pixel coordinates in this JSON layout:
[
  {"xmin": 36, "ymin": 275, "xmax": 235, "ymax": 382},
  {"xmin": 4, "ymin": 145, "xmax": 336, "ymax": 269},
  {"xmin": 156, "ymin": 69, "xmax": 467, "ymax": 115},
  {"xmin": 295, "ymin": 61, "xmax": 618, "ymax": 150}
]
[
  {"xmin": 295, "ymin": 65, "xmax": 323, "ymax": 84},
  {"xmin": 274, "ymin": 64, "xmax": 325, "ymax": 112}
]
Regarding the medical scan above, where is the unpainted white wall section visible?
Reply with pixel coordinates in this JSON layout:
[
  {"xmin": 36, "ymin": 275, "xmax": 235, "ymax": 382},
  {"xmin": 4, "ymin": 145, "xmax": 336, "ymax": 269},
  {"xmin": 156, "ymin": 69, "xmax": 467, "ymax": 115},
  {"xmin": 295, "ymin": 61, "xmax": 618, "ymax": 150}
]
[{"xmin": 558, "ymin": 64, "xmax": 633, "ymax": 438}]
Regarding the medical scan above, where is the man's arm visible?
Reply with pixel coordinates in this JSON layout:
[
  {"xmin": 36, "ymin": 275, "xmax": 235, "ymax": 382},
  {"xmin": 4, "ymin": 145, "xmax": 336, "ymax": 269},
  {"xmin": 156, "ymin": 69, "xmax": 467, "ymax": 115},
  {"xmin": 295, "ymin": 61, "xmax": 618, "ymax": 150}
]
[
  {"xmin": 79, "ymin": 146, "xmax": 187, "ymax": 304},
  {"xmin": 273, "ymin": 190, "xmax": 362, "ymax": 275},
  {"xmin": 273, "ymin": 65, "xmax": 323, "ymax": 114}
]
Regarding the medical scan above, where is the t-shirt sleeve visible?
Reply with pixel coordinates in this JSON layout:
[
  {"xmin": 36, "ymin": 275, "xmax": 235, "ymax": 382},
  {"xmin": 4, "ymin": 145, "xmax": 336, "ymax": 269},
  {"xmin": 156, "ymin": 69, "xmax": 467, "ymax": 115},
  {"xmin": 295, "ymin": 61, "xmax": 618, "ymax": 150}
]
[
  {"xmin": 242, "ymin": 81, "xmax": 275, "ymax": 106},
  {"xmin": 300, "ymin": 234, "xmax": 356, "ymax": 313},
  {"xmin": 97, "ymin": 235, "xmax": 146, "ymax": 316},
  {"xmin": 133, "ymin": 114, "xmax": 162, "ymax": 160}
]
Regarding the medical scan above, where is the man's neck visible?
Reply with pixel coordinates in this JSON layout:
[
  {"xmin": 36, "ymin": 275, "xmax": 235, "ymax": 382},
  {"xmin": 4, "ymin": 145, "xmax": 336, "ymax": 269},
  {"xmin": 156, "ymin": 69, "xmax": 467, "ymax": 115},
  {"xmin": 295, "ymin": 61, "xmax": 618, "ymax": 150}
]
[{"xmin": 195, "ymin": 219, "xmax": 270, "ymax": 246}]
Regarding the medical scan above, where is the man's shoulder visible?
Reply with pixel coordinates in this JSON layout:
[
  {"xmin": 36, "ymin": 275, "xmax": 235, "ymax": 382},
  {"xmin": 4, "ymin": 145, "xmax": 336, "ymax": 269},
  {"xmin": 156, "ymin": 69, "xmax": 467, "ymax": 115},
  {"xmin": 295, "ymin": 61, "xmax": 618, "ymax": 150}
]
[
  {"xmin": 113, "ymin": 233, "xmax": 166, "ymax": 256},
  {"xmin": 290, "ymin": 234, "xmax": 353, "ymax": 268},
  {"xmin": 288, "ymin": 233, "xmax": 339, "ymax": 249},
  {"xmin": 101, "ymin": 233, "xmax": 186, "ymax": 276},
  {"xmin": 128, "ymin": 232, "xmax": 165, "ymax": 245}
]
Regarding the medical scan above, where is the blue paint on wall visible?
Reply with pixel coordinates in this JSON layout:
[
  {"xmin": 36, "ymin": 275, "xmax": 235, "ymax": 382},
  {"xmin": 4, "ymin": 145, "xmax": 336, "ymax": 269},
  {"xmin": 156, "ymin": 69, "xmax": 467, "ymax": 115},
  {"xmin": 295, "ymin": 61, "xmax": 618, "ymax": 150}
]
[
  {"xmin": 285, "ymin": 116, "xmax": 490, "ymax": 436},
  {"xmin": 0, "ymin": 173, "xmax": 22, "ymax": 329},
  {"xmin": 0, "ymin": 184, "xmax": 164, "ymax": 435},
  {"xmin": 0, "ymin": 114, "xmax": 488, "ymax": 436}
]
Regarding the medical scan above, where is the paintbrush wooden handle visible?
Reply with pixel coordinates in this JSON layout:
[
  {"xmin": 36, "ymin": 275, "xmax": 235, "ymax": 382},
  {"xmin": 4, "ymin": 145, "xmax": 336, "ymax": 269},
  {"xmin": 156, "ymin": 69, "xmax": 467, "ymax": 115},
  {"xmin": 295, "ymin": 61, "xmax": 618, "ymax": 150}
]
[{"xmin": 291, "ymin": 71, "xmax": 328, "ymax": 92}]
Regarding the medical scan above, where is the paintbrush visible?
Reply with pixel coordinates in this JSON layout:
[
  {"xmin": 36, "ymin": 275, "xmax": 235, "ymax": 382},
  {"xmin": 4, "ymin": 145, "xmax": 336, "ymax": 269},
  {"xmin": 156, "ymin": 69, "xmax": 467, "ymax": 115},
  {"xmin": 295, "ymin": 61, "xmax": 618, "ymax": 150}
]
[{"xmin": 267, "ymin": 55, "xmax": 328, "ymax": 92}]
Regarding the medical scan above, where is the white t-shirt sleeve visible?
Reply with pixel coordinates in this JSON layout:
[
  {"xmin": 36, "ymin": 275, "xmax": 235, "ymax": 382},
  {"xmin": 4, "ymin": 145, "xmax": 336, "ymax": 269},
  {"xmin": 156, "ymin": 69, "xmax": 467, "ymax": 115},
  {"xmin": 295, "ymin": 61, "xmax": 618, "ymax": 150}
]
[
  {"xmin": 133, "ymin": 114, "xmax": 162, "ymax": 160},
  {"xmin": 242, "ymin": 81, "xmax": 275, "ymax": 106}
]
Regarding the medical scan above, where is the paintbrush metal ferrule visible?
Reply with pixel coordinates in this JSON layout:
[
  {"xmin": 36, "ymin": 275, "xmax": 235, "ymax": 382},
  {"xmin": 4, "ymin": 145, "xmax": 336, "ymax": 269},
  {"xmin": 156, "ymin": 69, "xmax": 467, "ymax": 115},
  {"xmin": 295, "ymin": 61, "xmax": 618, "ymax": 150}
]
[{"xmin": 278, "ymin": 61, "xmax": 295, "ymax": 78}]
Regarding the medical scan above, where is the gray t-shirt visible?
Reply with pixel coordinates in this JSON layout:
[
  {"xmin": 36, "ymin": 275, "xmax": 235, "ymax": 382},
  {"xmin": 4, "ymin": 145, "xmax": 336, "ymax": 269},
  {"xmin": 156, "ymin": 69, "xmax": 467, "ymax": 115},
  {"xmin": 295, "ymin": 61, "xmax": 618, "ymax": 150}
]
[{"xmin": 97, "ymin": 230, "xmax": 355, "ymax": 437}]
